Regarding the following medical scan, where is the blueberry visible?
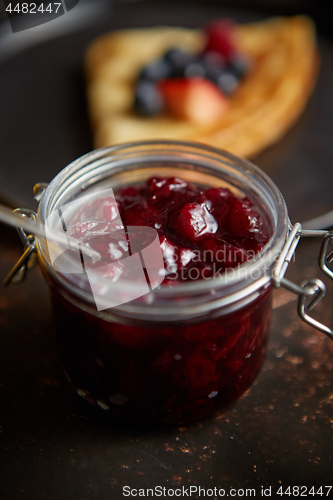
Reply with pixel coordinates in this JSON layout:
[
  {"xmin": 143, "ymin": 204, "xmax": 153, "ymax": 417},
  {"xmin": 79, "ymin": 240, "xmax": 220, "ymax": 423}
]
[
  {"xmin": 183, "ymin": 51, "xmax": 227, "ymax": 79},
  {"xmin": 200, "ymin": 51, "xmax": 226, "ymax": 82},
  {"xmin": 229, "ymin": 54, "xmax": 251, "ymax": 78},
  {"xmin": 139, "ymin": 58, "xmax": 172, "ymax": 82},
  {"xmin": 163, "ymin": 48, "xmax": 195, "ymax": 77},
  {"xmin": 134, "ymin": 81, "xmax": 164, "ymax": 116},
  {"xmin": 215, "ymin": 70, "xmax": 239, "ymax": 96},
  {"xmin": 183, "ymin": 59, "xmax": 207, "ymax": 78},
  {"xmin": 201, "ymin": 51, "xmax": 226, "ymax": 69}
]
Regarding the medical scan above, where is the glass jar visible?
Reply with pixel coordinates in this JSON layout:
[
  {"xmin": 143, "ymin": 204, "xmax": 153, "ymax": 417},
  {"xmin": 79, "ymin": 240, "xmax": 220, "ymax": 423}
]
[{"xmin": 35, "ymin": 140, "xmax": 290, "ymax": 425}]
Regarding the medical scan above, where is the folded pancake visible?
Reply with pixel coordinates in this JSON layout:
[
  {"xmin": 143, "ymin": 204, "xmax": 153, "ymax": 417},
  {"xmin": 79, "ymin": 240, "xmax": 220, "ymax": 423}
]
[{"xmin": 84, "ymin": 15, "xmax": 319, "ymax": 159}]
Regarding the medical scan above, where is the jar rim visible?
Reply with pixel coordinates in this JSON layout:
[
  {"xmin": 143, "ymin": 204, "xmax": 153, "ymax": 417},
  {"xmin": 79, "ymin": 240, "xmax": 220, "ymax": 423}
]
[{"xmin": 36, "ymin": 140, "xmax": 289, "ymax": 317}]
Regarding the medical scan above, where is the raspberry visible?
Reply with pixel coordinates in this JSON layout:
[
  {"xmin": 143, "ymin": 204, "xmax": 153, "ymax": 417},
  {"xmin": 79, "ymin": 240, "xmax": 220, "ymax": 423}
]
[{"xmin": 203, "ymin": 19, "xmax": 238, "ymax": 62}]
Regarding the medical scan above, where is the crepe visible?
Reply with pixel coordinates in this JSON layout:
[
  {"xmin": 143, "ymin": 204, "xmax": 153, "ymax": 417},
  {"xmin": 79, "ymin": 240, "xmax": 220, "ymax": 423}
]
[{"xmin": 84, "ymin": 15, "xmax": 319, "ymax": 159}]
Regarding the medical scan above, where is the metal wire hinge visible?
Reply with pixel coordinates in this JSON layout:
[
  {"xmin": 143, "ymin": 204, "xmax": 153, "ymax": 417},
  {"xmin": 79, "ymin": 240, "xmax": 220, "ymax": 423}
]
[
  {"xmin": 3, "ymin": 208, "xmax": 38, "ymax": 286},
  {"xmin": 272, "ymin": 222, "xmax": 333, "ymax": 340},
  {"xmin": 2, "ymin": 183, "xmax": 48, "ymax": 286}
]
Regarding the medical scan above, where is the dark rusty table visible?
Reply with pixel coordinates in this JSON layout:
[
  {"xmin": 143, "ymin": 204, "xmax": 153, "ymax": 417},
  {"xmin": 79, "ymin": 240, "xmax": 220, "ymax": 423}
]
[{"xmin": 0, "ymin": 1, "xmax": 333, "ymax": 499}]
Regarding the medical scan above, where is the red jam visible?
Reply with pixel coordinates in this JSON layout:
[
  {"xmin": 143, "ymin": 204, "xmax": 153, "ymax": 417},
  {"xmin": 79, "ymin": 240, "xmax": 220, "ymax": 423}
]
[
  {"xmin": 66, "ymin": 177, "xmax": 270, "ymax": 284},
  {"xmin": 50, "ymin": 176, "xmax": 272, "ymax": 424}
]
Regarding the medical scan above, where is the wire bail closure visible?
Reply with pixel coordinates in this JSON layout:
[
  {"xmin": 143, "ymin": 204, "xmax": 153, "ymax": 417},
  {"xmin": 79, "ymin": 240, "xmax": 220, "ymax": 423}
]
[
  {"xmin": 272, "ymin": 223, "xmax": 333, "ymax": 340},
  {"xmin": 2, "ymin": 183, "xmax": 48, "ymax": 287},
  {"xmin": 3, "ymin": 208, "xmax": 38, "ymax": 286}
]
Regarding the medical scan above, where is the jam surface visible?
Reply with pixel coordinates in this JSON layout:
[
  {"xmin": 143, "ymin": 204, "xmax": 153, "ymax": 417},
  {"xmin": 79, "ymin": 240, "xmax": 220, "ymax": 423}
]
[
  {"xmin": 67, "ymin": 176, "xmax": 270, "ymax": 284},
  {"xmin": 51, "ymin": 176, "xmax": 272, "ymax": 425}
]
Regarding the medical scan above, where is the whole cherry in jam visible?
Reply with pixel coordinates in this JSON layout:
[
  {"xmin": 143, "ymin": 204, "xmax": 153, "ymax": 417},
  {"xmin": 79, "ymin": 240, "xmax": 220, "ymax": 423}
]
[
  {"xmin": 170, "ymin": 202, "xmax": 218, "ymax": 242},
  {"xmin": 146, "ymin": 176, "xmax": 198, "ymax": 207},
  {"xmin": 198, "ymin": 187, "xmax": 233, "ymax": 224}
]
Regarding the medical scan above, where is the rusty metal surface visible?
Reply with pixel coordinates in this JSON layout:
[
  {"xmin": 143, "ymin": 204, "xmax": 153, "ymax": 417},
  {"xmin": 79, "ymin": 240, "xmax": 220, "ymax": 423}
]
[{"xmin": 0, "ymin": 231, "xmax": 333, "ymax": 499}]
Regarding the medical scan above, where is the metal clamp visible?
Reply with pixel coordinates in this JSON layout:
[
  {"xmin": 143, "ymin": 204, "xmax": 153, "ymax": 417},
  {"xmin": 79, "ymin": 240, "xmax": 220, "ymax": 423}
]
[
  {"xmin": 2, "ymin": 183, "xmax": 48, "ymax": 286},
  {"xmin": 272, "ymin": 223, "xmax": 333, "ymax": 340},
  {"xmin": 3, "ymin": 208, "xmax": 38, "ymax": 286}
]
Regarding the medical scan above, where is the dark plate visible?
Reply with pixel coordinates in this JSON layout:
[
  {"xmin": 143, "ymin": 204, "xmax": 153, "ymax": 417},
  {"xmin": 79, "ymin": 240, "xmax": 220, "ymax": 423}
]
[{"xmin": 0, "ymin": 0, "xmax": 333, "ymax": 226}]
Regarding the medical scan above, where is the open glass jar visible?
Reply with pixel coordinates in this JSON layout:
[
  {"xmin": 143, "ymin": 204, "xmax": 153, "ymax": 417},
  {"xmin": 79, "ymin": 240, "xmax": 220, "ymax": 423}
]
[{"xmin": 8, "ymin": 140, "xmax": 333, "ymax": 425}]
